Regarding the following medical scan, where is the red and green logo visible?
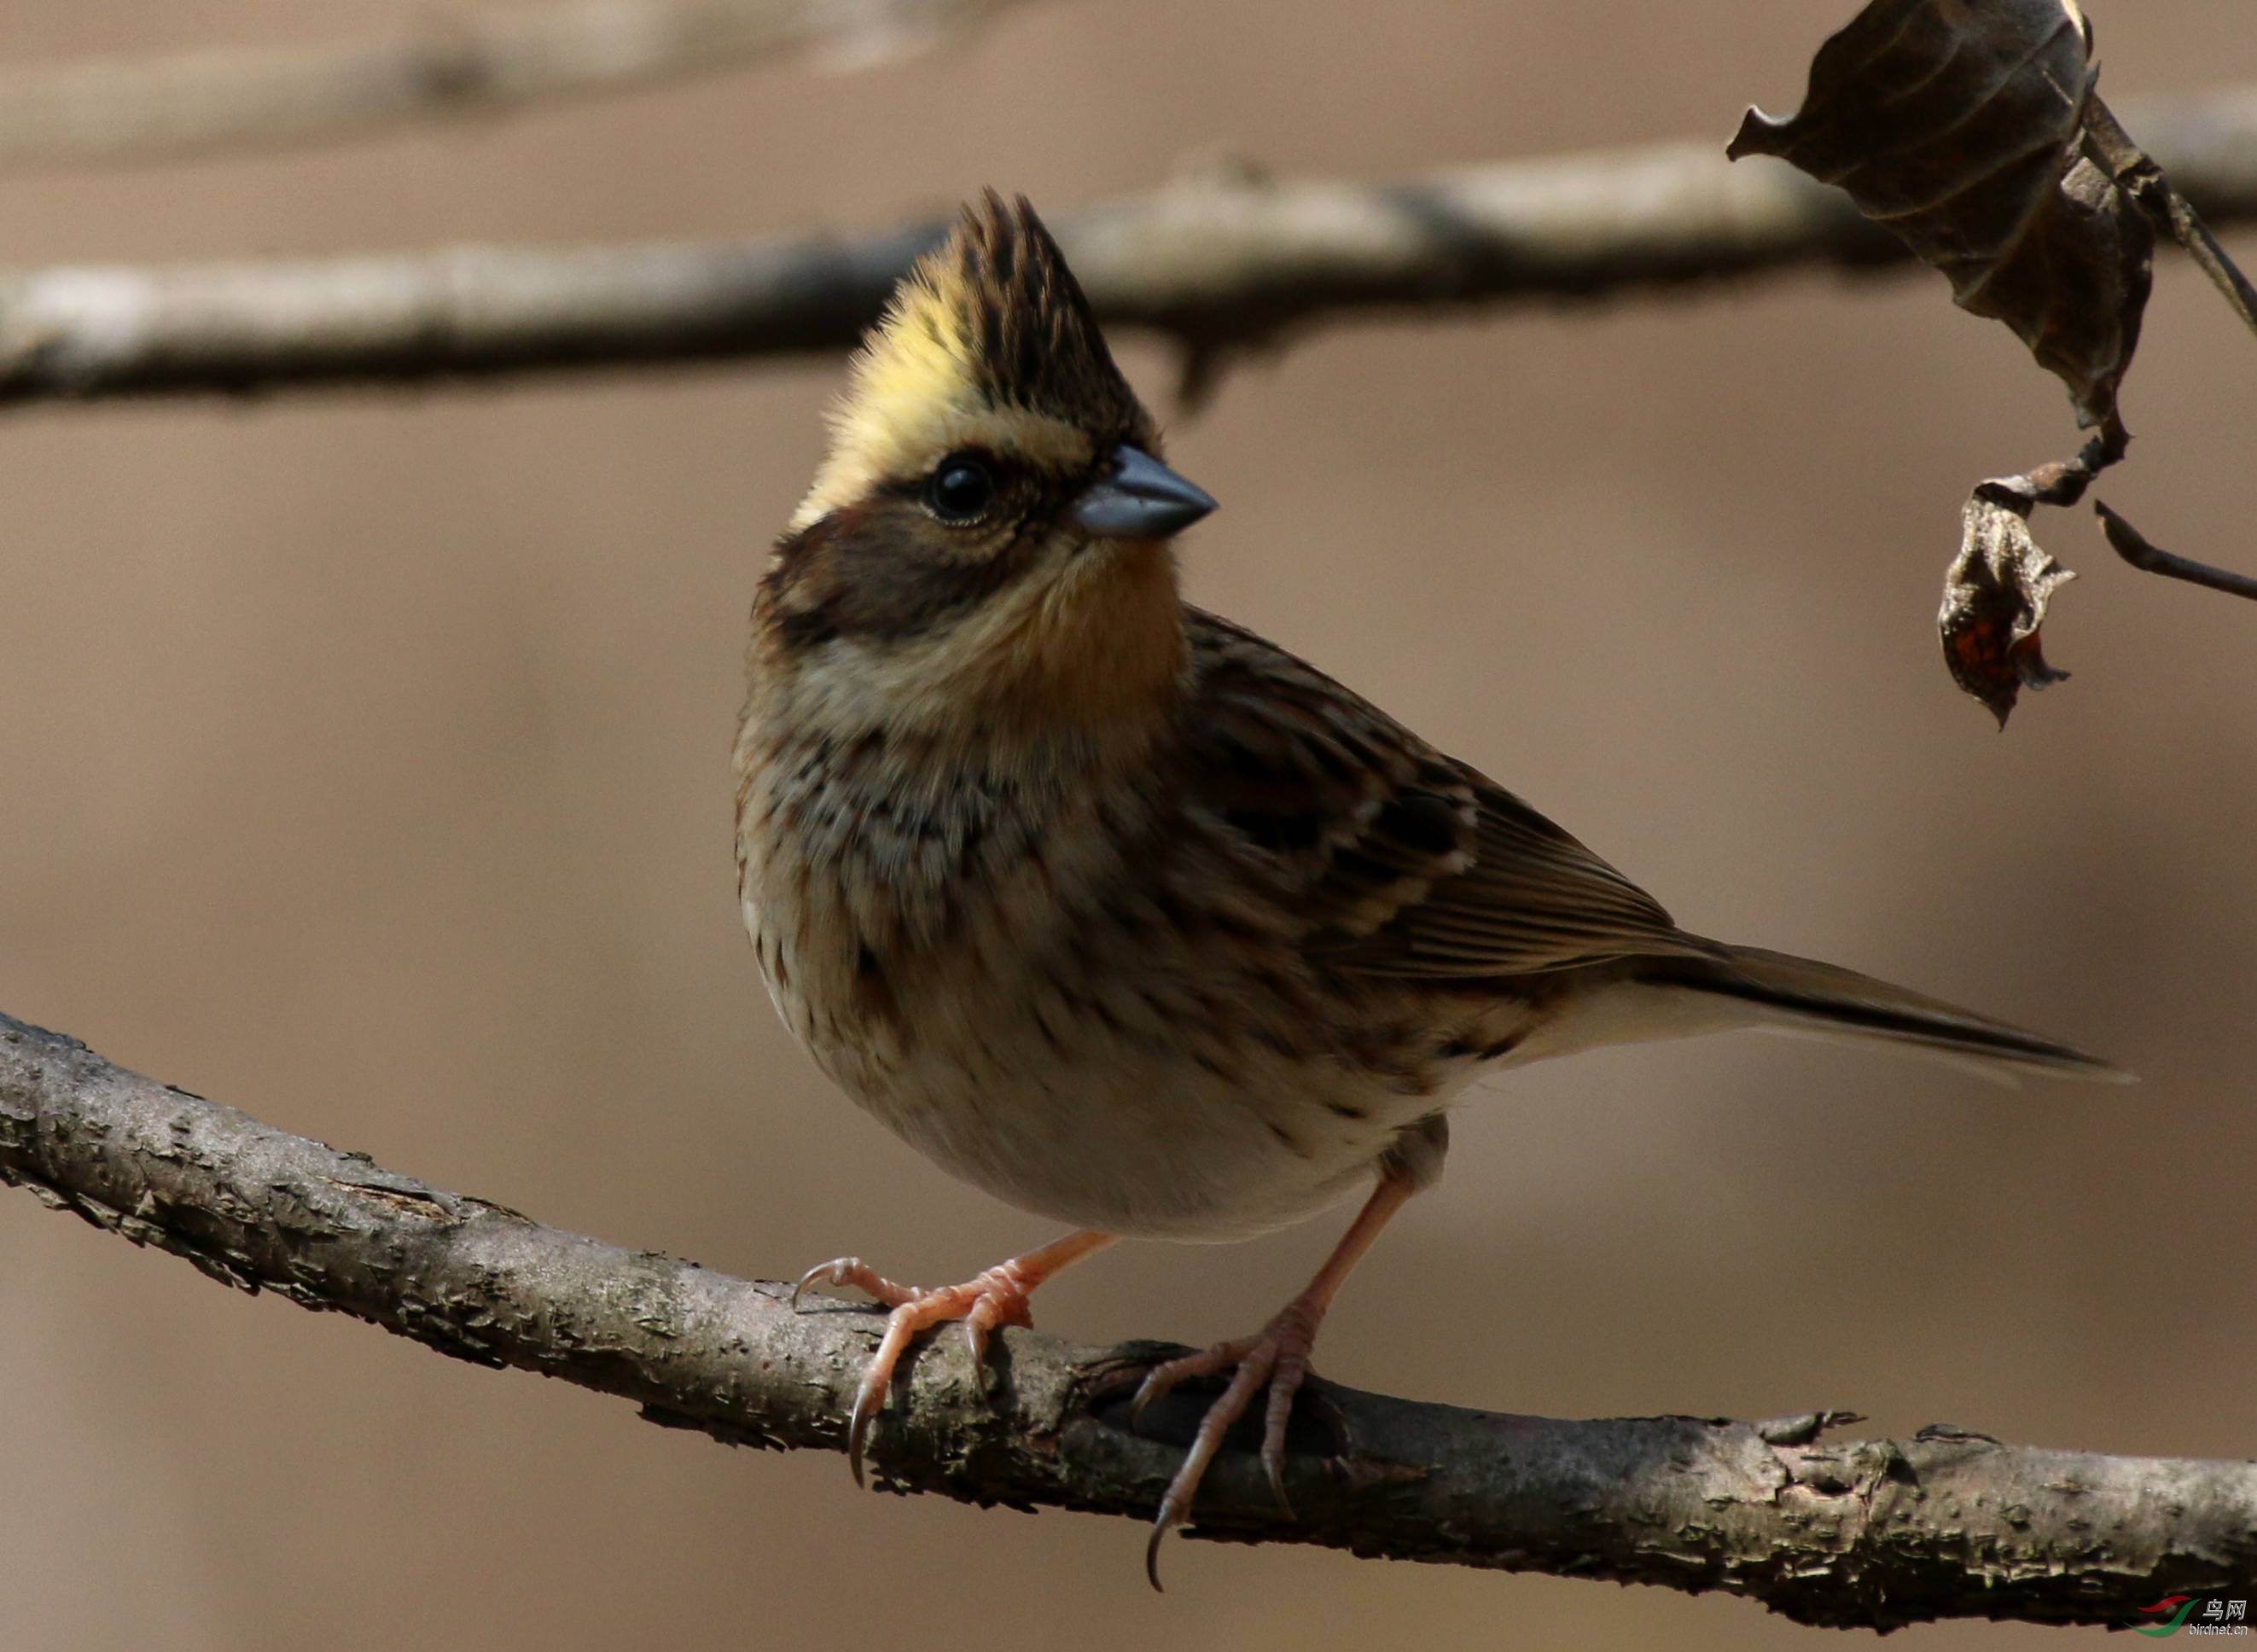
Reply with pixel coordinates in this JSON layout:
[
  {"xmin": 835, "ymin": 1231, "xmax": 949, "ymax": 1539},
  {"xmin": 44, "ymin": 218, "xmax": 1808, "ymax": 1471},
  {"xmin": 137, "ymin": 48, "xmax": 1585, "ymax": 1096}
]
[
  {"xmin": 2135, "ymin": 1597, "xmax": 2201, "ymax": 1637},
  {"xmin": 2127, "ymin": 1594, "xmax": 2248, "ymax": 1636}
]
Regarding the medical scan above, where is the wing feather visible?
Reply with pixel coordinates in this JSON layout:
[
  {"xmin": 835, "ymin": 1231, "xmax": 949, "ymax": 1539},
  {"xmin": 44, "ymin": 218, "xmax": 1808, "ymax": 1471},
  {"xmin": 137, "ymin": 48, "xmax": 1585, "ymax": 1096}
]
[{"xmin": 1181, "ymin": 609, "xmax": 1715, "ymax": 979}]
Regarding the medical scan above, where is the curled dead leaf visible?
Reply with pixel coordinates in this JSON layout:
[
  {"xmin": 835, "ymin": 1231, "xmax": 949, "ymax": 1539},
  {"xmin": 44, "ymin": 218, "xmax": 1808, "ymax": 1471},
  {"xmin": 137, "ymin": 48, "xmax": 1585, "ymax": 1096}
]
[
  {"xmin": 1730, "ymin": 0, "xmax": 2152, "ymax": 427},
  {"xmin": 1940, "ymin": 491, "xmax": 2076, "ymax": 726}
]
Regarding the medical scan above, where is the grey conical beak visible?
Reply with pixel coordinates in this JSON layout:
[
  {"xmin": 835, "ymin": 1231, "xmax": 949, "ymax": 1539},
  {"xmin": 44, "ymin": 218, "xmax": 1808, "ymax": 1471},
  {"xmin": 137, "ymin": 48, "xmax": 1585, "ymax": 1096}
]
[{"xmin": 1072, "ymin": 445, "xmax": 1218, "ymax": 540}]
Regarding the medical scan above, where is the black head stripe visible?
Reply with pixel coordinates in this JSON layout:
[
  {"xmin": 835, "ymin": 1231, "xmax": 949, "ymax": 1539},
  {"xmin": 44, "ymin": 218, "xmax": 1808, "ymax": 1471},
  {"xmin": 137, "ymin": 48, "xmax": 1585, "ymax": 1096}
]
[{"xmin": 950, "ymin": 191, "xmax": 1149, "ymax": 443}]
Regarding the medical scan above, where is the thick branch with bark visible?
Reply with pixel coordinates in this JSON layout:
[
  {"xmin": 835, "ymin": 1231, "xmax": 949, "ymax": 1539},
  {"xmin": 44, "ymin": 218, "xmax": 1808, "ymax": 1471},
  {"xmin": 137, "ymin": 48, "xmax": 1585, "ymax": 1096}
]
[
  {"xmin": 2, "ymin": 90, "xmax": 2253, "ymax": 406},
  {"xmin": 2, "ymin": 1007, "xmax": 2247, "ymax": 1626},
  {"xmin": 0, "ymin": 0, "xmax": 1035, "ymax": 171}
]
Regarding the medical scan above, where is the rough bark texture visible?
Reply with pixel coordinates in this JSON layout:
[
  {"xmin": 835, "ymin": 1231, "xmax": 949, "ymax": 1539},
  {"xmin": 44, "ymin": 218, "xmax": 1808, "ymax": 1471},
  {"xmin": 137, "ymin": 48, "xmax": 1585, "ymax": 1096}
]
[
  {"xmin": 0, "ymin": 90, "xmax": 2251, "ymax": 405},
  {"xmin": 2, "ymin": 1008, "xmax": 2248, "ymax": 1626}
]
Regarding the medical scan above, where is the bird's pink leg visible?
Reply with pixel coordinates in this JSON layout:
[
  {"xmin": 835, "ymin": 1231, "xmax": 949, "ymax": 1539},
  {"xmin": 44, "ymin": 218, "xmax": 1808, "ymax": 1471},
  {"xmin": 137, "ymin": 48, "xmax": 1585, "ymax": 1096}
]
[
  {"xmin": 1130, "ymin": 1171, "xmax": 1416, "ymax": 1586},
  {"xmin": 794, "ymin": 1229, "xmax": 1115, "ymax": 1484}
]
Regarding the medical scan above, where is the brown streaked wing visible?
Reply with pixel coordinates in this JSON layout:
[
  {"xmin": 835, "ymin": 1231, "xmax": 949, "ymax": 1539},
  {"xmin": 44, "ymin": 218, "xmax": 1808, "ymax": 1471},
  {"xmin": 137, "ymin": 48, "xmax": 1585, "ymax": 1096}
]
[{"xmin": 1180, "ymin": 608, "xmax": 1716, "ymax": 978}]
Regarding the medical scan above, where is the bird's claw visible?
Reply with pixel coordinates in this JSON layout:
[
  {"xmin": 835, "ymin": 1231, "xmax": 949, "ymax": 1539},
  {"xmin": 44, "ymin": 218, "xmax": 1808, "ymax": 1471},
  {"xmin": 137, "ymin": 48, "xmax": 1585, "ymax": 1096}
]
[
  {"xmin": 791, "ymin": 1255, "xmax": 922, "ymax": 1312},
  {"xmin": 1126, "ymin": 1314, "xmax": 1323, "ymax": 1589},
  {"xmin": 846, "ymin": 1360, "xmax": 884, "ymax": 1487},
  {"xmin": 794, "ymin": 1254, "xmax": 1048, "ymax": 1486},
  {"xmin": 790, "ymin": 1258, "xmax": 846, "ymax": 1311}
]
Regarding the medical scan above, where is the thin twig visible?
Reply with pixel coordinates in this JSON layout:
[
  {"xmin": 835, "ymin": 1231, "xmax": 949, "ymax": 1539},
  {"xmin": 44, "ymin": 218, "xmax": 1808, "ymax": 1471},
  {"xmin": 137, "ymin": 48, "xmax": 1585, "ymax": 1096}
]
[
  {"xmin": 1975, "ymin": 412, "xmax": 2131, "ymax": 515},
  {"xmin": 0, "ymin": 0, "xmax": 1034, "ymax": 171},
  {"xmin": 0, "ymin": 90, "xmax": 2251, "ymax": 407},
  {"xmin": 1, "ymin": 1009, "xmax": 2250, "ymax": 1626},
  {"xmin": 2096, "ymin": 500, "xmax": 2257, "ymax": 602},
  {"xmin": 2087, "ymin": 94, "xmax": 2257, "ymax": 344}
]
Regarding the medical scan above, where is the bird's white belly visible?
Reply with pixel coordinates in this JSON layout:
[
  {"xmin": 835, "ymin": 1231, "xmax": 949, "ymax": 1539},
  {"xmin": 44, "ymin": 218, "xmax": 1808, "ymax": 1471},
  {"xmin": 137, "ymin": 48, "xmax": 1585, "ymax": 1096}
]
[
  {"xmin": 868, "ymin": 1031, "xmax": 1442, "ymax": 1242},
  {"xmin": 748, "ymin": 896, "xmax": 1454, "ymax": 1242}
]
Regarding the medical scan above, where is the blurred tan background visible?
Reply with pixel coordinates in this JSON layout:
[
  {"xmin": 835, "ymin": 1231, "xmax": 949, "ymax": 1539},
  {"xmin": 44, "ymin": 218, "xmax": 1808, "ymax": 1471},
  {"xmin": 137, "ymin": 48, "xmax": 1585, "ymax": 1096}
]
[{"xmin": 2, "ymin": 1, "xmax": 2251, "ymax": 1646}]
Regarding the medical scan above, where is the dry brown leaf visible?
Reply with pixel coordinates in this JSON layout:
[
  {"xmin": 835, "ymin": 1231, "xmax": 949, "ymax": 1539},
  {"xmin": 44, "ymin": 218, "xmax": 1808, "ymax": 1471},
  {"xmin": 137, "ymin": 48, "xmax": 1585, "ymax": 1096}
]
[
  {"xmin": 1730, "ymin": 0, "xmax": 2153, "ymax": 427},
  {"xmin": 1940, "ymin": 490, "xmax": 2076, "ymax": 726}
]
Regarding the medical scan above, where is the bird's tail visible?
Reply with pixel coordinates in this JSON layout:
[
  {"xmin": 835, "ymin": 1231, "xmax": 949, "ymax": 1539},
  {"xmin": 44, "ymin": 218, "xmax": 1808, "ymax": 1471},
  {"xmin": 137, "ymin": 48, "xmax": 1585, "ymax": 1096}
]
[{"xmin": 1637, "ymin": 942, "xmax": 2130, "ymax": 1085}]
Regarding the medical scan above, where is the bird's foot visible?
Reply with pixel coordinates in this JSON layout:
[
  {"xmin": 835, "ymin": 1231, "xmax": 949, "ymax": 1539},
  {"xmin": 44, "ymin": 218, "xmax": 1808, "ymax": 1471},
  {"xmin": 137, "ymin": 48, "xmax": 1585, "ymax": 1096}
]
[
  {"xmin": 1128, "ymin": 1295, "xmax": 1335, "ymax": 1587},
  {"xmin": 792, "ymin": 1254, "xmax": 1040, "ymax": 1484},
  {"xmin": 792, "ymin": 1230, "xmax": 1114, "ymax": 1486}
]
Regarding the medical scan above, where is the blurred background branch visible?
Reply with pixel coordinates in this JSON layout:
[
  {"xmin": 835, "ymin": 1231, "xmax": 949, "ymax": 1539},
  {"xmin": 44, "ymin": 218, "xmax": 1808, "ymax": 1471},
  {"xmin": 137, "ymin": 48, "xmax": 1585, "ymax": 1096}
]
[
  {"xmin": 0, "ymin": 0, "xmax": 1035, "ymax": 171},
  {"xmin": 0, "ymin": 89, "xmax": 2251, "ymax": 406},
  {"xmin": 2, "ymin": 1008, "xmax": 2248, "ymax": 1628}
]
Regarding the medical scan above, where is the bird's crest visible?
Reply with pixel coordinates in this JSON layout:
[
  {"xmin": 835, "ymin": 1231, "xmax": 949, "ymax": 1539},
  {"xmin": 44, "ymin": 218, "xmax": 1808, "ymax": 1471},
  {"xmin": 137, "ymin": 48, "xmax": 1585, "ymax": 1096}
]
[{"xmin": 793, "ymin": 192, "xmax": 1148, "ymax": 528}]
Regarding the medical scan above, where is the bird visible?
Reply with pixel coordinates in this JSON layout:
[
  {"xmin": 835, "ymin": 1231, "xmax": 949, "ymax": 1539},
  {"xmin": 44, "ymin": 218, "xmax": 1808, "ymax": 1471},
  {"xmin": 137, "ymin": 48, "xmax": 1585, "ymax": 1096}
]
[{"xmin": 732, "ymin": 190, "xmax": 2126, "ymax": 1582}]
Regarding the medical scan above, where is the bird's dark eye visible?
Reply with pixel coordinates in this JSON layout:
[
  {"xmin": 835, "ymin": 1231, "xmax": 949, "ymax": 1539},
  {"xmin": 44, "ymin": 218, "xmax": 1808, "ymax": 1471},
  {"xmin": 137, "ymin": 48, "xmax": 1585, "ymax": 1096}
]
[{"xmin": 925, "ymin": 454, "xmax": 997, "ymax": 524}]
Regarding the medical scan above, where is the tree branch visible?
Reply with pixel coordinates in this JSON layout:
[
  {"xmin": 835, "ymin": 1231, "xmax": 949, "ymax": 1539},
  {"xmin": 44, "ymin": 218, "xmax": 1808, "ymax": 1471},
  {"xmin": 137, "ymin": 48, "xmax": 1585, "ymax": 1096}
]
[
  {"xmin": 0, "ymin": 89, "xmax": 2250, "ymax": 407},
  {"xmin": 2086, "ymin": 93, "xmax": 2257, "ymax": 348},
  {"xmin": 0, "ymin": 0, "xmax": 1036, "ymax": 171},
  {"xmin": 2096, "ymin": 499, "xmax": 2257, "ymax": 602},
  {"xmin": 2, "ymin": 1006, "xmax": 2247, "ymax": 1626}
]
